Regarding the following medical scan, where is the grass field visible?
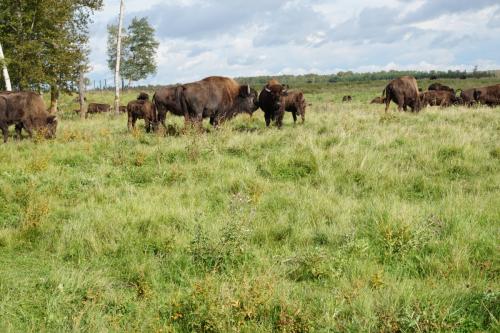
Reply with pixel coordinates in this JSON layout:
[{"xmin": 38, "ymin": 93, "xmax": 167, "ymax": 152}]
[{"xmin": 0, "ymin": 78, "xmax": 499, "ymax": 332}]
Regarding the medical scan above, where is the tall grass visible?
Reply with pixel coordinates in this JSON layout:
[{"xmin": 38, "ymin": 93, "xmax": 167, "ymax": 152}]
[{"xmin": 0, "ymin": 78, "xmax": 499, "ymax": 332}]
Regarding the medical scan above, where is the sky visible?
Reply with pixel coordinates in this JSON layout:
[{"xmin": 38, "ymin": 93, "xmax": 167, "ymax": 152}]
[{"xmin": 87, "ymin": 0, "xmax": 500, "ymax": 86}]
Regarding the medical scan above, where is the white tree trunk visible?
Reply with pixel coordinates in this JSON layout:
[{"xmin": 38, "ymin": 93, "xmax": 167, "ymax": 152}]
[
  {"xmin": 0, "ymin": 43, "xmax": 12, "ymax": 91},
  {"xmin": 114, "ymin": 0, "xmax": 124, "ymax": 115},
  {"xmin": 79, "ymin": 70, "xmax": 87, "ymax": 119}
]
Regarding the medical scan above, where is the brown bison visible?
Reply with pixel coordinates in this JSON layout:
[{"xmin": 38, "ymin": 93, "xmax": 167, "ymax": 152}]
[
  {"xmin": 86, "ymin": 103, "xmax": 111, "ymax": 117},
  {"xmin": 428, "ymin": 83, "xmax": 455, "ymax": 94},
  {"xmin": 459, "ymin": 88, "xmax": 476, "ymax": 107},
  {"xmin": 370, "ymin": 96, "xmax": 385, "ymax": 104},
  {"xmin": 258, "ymin": 80, "xmax": 288, "ymax": 127},
  {"xmin": 179, "ymin": 76, "xmax": 258, "ymax": 128},
  {"xmin": 127, "ymin": 93, "xmax": 157, "ymax": 132},
  {"xmin": 153, "ymin": 85, "xmax": 187, "ymax": 129},
  {"xmin": 342, "ymin": 95, "xmax": 352, "ymax": 102},
  {"xmin": 473, "ymin": 84, "xmax": 500, "ymax": 106},
  {"xmin": 420, "ymin": 90, "xmax": 457, "ymax": 107},
  {"xmin": 0, "ymin": 91, "xmax": 57, "ymax": 143},
  {"xmin": 382, "ymin": 76, "xmax": 422, "ymax": 112},
  {"xmin": 283, "ymin": 91, "xmax": 306, "ymax": 124}
]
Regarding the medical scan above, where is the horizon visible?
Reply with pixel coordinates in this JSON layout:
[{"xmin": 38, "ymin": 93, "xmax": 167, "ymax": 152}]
[{"xmin": 87, "ymin": 0, "xmax": 500, "ymax": 86}]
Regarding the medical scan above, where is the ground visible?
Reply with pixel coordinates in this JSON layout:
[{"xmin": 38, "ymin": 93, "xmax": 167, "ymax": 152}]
[{"xmin": 0, "ymin": 78, "xmax": 499, "ymax": 332}]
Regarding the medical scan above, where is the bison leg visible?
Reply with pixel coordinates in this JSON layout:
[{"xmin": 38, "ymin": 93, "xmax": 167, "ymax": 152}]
[
  {"xmin": 292, "ymin": 111, "xmax": 297, "ymax": 124},
  {"xmin": 275, "ymin": 108, "xmax": 285, "ymax": 128},
  {"xmin": 145, "ymin": 119, "xmax": 151, "ymax": 133},
  {"xmin": 128, "ymin": 117, "xmax": 134, "ymax": 131},
  {"xmin": 300, "ymin": 110, "xmax": 305, "ymax": 123},
  {"xmin": 384, "ymin": 98, "xmax": 391, "ymax": 113},
  {"xmin": 14, "ymin": 124, "xmax": 23, "ymax": 140},
  {"xmin": 1, "ymin": 126, "xmax": 8, "ymax": 143},
  {"xmin": 264, "ymin": 112, "xmax": 272, "ymax": 127}
]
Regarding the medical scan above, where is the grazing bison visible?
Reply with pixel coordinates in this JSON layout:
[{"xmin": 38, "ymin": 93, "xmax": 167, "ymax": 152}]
[
  {"xmin": 382, "ymin": 76, "xmax": 422, "ymax": 112},
  {"xmin": 258, "ymin": 80, "xmax": 289, "ymax": 127},
  {"xmin": 179, "ymin": 76, "xmax": 257, "ymax": 128},
  {"xmin": 370, "ymin": 96, "xmax": 385, "ymax": 104},
  {"xmin": 86, "ymin": 103, "xmax": 111, "ymax": 117},
  {"xmin": 127, "ymin": 93, "xmax": 157, "ymax": 132},
  {"xmin": 428, "ymin": 83, "xmax": 455, "ymax": 94},
  {"xmin": 420, "ymin": 90, "xmax": 457, "ymax": 107},
  {"xmin": 342, "ymin": 95, "xmax": 352, "ymax": 102},
  {"xmin": 0, "ymin": 91, "xmax": 57, "ymax": 143},
  {"xmin": 473, "ymin": 84, "xmax": 500, "ymax": 106},
  {"xmin": 283, "ymin": 90, "xmax": 306, "ymax": 124}
]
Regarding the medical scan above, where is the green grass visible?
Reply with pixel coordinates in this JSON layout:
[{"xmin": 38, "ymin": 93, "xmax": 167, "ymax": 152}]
[{"xmin": 0, "ymin": 78, "xmax": 499, "ymax": 332}]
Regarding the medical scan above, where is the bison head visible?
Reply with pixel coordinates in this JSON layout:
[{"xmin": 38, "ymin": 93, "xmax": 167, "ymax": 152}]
[
  {"xmin": 264, "ymin": 84, "xmax": 288, "ymax": 110},
  {"xmin": 237, "ymin": 84, "xmax": 258, "ymax": 115},
  {"xmin": 44, "ymin": 115, "xmax": 58, "ymax": 139}
]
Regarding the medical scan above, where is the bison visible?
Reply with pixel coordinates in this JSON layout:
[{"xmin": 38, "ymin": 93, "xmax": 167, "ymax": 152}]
[
  {"xmin": 420, "ymin": 90, "xmax": 457, "ymax": 107},
  {"xmin": 258, "ymin": 80, "xmax": 289, "ymax": 128},
  {"xmin": 0, "ymin": 91, "xmax": 57, "ymax": 143},
  {"xmin": 153, "ymin": 85, "xmax": 188, "ymax": 129},
  {"xmin": 283, "ymin": 91, "xmax": 306, "ymax": 124},
  {"xmin": 86, "ymin": 103, "xmax": 111, "ymax": 117},
  {"xmin": 178, "ymin": 76, "xmax": 258, "ymax": 128},
  {"xmin": 370, "ymin": 96, "xmax": 385, "ymax": 104},
  {"xmin": 342, "ymin": 95, "xmax": 352, "ymax": 102},
  {"xmin": 127, "ymin": 93, "xmax": 157, "ymax": 133},
  {"xmin": 473, "ymin": 84, "xmax": 500, "ymax": 107},
  {"xmin": 428, "ymin": 83, "xmax": 455, "ymax": 94},
  {"xmin": 458, "ymin": 88, "xmax": 476, "ymax": 107},
  {"xmin": 382, "ymin": 76, "xmax": 422, "ymax": 112}
]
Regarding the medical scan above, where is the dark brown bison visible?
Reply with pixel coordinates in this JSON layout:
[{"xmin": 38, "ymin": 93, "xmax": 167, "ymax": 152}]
[
  {"xmin": 370, "ymin": 96, "xmax": 385, "ymax": 104},
  {"xmin": 420, "ymin": 90, "xmax": 457, "ymax": 107},
  {"xmin": 458, "ymin": 88, "xmax": 476, "ymax": 107},
  {"xmin": 75, "ymin": 104, "xmax": 126, "ymax": 115},
  {"xmin": 283, "ymin": 91, "xmax": 306, "ymax": 124},
  {"xmin": 0, "ymin": 91, "xmax": 57, "ymax": 143},
  {"xmin": 153, "ymin": 85, "xmax": 187, "ymax": 129},
  {"xmin": 342, "ymin": 95, "xmax": 352, "ymax": 102},
  {"xmin": 382, "ymin": 76, "xmax": 422, "ymax": 112},
  {"xmin": 258, "ymin": 80, "xmax": 288, "ymax": 127},
  {"xmin": 473, "ymin": 84, "xmax": 500, "ymax": 106},
  {"xmin": 428, "ymin": 83, "xmax": 455, "ymax": 94},
  {"xmin": 179, "ymin": 76, "xmax": 258, "ymax": 128},
  {"xmin": 86, "ymin": 103, "xmax": 111, "ymax": 117},
  {"xmin": 127, "ymin": 93, "xmax": 157, "ymax": 132}
]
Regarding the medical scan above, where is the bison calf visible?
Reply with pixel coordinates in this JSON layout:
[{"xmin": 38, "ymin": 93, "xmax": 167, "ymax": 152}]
[
  {"xmin": 127, "ymin": 94, "xmax": 157, "ymax": 133},
  {"xmin": 283, "ymin": 91, "xmax": 306, "ymax": 123}
]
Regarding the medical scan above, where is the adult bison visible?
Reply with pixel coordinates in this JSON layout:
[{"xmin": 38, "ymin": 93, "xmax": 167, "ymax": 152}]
[
  {"xmin": 179, "ymin": 76, "xmax": 258, "ymax": 128},
  {"xmin": 428, "ymin": 83, "xmax": 455, "ymax": 94},
  {"xmin": 153, "ymin": 85, "xmax": 187, "ymax": 128},
  {"xmin": 258, "ymin": 80, "xmax": 288, "ymax": 127},
  {"xmin": 283, "ymin": 90, "xmax": 306, "ymax": 124},
  {"xmin": 458, "ymin": 88, "xmax": 476, "ymax": 107},
  {"xmin": 473, "ymin": 84, "xmax": 500, "ymax": 106},
  {"xmin": 342, "ymin": 95, "xmax": 352, "ymax": 102},
  {"xmin": 420, "ymin": 90, "xmax": 457, "ymax": 107},
  {"xmin": 127, "ymin": 93, "xmax": 157, "ymax": 132},
  {"xmin": 0, "ymin": 91, "xmax": 57, "ymax": 143},
  {"xmin": 382, "ymin": 76, "xmax": 422, "ymax": 112},
  {"xmin": 86, "ymin": 103, "xmax": 111, "ymax": 117}
]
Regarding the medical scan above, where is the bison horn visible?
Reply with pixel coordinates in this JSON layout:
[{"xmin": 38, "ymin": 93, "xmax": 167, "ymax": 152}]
[
  {"xmin": 247, "ymin": 85, "xmax": 250, "ymax": 95},
  {"xmin": 265, "ymin": 87, "xmax": 271, "ymax": 93}
]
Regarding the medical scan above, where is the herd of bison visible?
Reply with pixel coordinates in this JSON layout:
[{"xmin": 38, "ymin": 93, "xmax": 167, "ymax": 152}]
[{"xmin": 0, "ymin": 75, "xmax": 499, "ymax": 142}]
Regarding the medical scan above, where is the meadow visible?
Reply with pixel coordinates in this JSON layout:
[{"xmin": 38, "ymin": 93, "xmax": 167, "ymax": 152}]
[{"xmin": 0, "ymin": 78, "xmax": 499, "ymax": 332}]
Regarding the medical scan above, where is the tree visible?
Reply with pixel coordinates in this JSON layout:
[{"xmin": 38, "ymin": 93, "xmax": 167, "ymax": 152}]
[
  {"xmin": 0, "ymin": 43, "xmax": 12, "ymax": 91},
  {"xmin": 114, "ymin": 0, "xmax": 124, "ymax": 115},
  {"xmin": 0, "ymin": 0, "xmax": 103, "ymax": 111},
  {"xmin": 107, "ymin": 16, "xmax": 159, "ymax": 86}
]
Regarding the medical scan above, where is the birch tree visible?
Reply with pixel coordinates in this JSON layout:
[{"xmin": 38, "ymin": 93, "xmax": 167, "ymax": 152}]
[
  {"xmin": 0, "ymin": 43, "xmax": 12, "ymax": 91},
  {"xmin": 114, "ymin": 0, "xmax": 124, "ymax": 115}
]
